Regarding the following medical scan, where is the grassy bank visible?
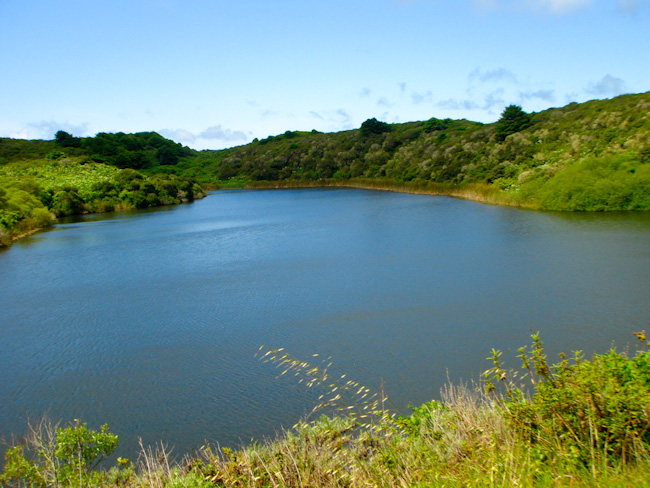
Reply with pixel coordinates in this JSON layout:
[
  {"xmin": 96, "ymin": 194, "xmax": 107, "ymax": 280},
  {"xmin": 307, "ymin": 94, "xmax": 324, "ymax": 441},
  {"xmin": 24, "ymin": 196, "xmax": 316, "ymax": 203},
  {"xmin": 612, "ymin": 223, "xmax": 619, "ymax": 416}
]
[
  {"xmin": 3, "ymin": 334, "xmax": 650, "ymax": 487},
  {"xmin": 238, "ymin": 177, "xmax": 523, "ymax": 208}
]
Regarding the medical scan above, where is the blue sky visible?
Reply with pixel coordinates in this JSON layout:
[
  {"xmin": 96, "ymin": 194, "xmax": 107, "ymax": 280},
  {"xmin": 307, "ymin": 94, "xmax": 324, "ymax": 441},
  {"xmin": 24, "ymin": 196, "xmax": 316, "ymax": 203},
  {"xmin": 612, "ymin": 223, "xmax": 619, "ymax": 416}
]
[{"xmin": 1, "ymin": 0, "xmax": 648, "ymax": 150}]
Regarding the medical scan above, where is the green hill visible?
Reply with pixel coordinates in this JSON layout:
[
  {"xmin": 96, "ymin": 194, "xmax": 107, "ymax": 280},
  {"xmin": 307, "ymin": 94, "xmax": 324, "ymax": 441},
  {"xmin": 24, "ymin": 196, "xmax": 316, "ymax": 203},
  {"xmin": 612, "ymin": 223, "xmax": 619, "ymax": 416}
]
[
  {"xmin": 0, "ymin": 133, "xmax": 204, "ymax": 247},
  {"xmin": 2, "ymin": 92, "xmax": 650, "ymax": 246},
  {"xmin": 172, "ymin": 91, "xmax": 650, "ymax": 211}
]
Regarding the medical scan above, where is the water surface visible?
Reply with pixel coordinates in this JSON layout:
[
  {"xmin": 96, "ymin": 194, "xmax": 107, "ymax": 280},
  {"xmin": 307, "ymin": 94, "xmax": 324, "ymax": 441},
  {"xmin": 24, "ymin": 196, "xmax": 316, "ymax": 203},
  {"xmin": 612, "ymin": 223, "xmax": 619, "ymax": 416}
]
[{"xmin": 1, "ymin": 188, "xmax": 649, "ymax": 459}]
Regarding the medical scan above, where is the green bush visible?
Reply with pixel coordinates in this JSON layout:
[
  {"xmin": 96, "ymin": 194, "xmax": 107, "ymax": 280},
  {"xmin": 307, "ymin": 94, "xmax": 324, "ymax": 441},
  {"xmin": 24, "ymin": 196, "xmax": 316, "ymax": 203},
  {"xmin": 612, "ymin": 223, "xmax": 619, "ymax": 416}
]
[
  {"xmin": 485, "ymin": 333, "xmax": 650, "ymax": 465},
  {"xmin": 520, "ymin": 153, "xmax": 650, "ymax": 210},
  {"xmin": 51, "ymin": 188, "xmax": 85, "ymax": 217},
  {"xmin": 0, "ymin": 420, "xmax": 119, "ymax": 488},
  {"xmin": 30, "ymin": 207, "xmax": 54, "ymax": 228}
]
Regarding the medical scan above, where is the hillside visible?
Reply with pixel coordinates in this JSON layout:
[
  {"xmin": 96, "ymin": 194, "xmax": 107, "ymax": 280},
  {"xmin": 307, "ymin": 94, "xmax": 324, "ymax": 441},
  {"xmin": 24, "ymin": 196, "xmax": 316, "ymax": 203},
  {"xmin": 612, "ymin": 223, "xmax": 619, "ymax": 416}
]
[
  {"xmin": 0, "ymin": 133, "xmax": 205, "ymax": 247},
  {"xmin": 2, "ymin": 92, "xmax": 650, "ymax": 246},
  {"xmin": 171, "ymin": 92, "xmax": 650, "ymax": 211}
]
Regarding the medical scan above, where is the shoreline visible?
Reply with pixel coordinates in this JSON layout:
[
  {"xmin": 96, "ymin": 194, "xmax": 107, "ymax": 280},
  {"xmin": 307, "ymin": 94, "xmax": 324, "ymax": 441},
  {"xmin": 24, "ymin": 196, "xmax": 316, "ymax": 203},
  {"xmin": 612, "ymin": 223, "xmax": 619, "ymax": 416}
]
[
  {"xmin": 1, "ymin": 193, "xmax": 208, "ymax": 249},
  {"xmin": 215, "ymin": 178, "xmax": 528, "ymax": 209}
]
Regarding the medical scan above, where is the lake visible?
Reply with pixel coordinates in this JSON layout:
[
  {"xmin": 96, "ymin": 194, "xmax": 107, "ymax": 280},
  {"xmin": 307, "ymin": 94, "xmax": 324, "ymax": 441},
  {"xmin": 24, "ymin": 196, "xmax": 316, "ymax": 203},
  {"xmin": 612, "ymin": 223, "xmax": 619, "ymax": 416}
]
[{"xmin": 1, "ymin": 188, "xmax": 650, "ymax": 460}]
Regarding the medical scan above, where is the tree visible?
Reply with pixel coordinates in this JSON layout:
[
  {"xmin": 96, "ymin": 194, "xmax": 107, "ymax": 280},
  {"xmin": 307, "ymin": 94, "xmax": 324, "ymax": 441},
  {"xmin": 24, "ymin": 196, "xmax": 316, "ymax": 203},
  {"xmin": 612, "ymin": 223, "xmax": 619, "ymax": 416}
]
[
  {"xmin": 360, "ymin": 118, "xmax": 391, "ymax": 137},
  {"xmin": 495, "ymin": 105, "xmax": 532, "ymax": 142},
  {"xmin": 54, "ymin": 130, "xmax": 81, "ymax": 148}
]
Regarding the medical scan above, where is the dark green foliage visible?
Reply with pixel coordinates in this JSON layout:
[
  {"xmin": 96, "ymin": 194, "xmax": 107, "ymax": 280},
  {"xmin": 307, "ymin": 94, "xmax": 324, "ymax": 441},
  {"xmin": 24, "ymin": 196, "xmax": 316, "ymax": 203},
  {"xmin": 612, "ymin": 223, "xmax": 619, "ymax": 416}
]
[
  {"xmin": 79, "ymin": 131, "xmax": 193, "ymax": 169},
  {"xmin": 5, "ymin": 92, "xmax": 650, "ymax": 214},
  {"xmin": 51, "ymin": 188, "xmax": 85, "ymax": 216},
  {"xmin": 495, "ymin": 105, "xmax": 532, "ymax": 142},
  {"xmin": 0, "ymin": 138, "xmax": 56, "ymax": 165},
  {"xmin": 423, "ymin": 117, "xmax": 450, "ymax": 133},
  {"xmin": 55, "ymin": 130, "xmax": 81, "ymax": 148},
  {"xmin": 360, "ymin": 118, "xmax": 391, "ymax": 137}
]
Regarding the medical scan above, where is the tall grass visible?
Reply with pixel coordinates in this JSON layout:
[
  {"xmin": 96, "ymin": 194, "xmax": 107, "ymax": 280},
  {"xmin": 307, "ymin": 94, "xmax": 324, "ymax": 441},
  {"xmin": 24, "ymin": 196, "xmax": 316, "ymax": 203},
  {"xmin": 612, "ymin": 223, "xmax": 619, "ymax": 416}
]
[{"xmin": 3, "ymin": 334, "xmax": 650, "ymax": 487}]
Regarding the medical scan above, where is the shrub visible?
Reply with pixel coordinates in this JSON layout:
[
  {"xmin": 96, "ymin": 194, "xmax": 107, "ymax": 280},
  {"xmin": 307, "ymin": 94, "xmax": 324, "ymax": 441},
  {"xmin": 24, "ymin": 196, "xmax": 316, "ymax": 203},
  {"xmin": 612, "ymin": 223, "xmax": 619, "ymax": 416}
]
[
  {"xmin": 0, "ymin": 419, "xmax": 119, "ymax": 488},
  {"xmin": 485, "ymin": 333, "xmax": 650, "ymax": 466},
  {"xmin": 30, "ymin": 207, "xmax": 54, "ymax": 228}
]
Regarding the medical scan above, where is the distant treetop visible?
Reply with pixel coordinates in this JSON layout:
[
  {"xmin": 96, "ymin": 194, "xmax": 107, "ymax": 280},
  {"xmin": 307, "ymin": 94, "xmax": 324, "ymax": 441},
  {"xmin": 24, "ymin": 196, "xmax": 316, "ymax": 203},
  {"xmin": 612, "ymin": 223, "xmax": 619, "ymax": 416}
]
[
  {"xmin": 360, "ymin": 118, "xmax": 391, "ymax": 137},
  {"xmin": 495, "ymin": 105, "xmax": 532, "ymax": 142}
]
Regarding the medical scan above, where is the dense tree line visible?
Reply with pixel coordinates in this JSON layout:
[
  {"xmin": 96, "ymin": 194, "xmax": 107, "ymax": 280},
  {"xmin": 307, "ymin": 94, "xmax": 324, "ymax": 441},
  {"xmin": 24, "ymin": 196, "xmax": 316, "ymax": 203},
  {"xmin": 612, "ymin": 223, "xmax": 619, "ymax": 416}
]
[{"xmin": 55, "ymin": 130, "xmax": 195, "ymax": 169}]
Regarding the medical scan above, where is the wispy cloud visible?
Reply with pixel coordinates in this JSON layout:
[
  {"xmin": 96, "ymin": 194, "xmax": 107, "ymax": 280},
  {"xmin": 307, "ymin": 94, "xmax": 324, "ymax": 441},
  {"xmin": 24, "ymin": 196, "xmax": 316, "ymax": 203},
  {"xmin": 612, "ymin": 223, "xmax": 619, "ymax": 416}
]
[
  {"xmin": 411, "ymin": 90, "xmax": 433, "ymax": 104},
  {"xmin": 160, "ymin": 125, "xmax": 249, "ymax": 147},
  {"xmin": 616, "ymin": 0, "xmax": 648, "ymax": 15},
  {"xmin": 377, "ymin": 97, "xmax": 394, "ymax": 108},
  {"xmin": 533, "ymin": 0, "xmax": 594, "ymax": 14},
  {"xmin": 26, "ymin": 121, "xmax": 90, "ymax": 139},
  {"xmin": 469, "ymin": 67, "xmax": 518, "ymax": 84},
  {"xmin": 159, "ymin": 129, "xmax": 196, "ymax": 145},
  {"xmin": 586, "ymin": 74, "xmax": 626, "ymax": 96},
  {"xmin": 198, "ymin": 125, "xmax": 248, "ymax": 142},
  {"xmin": 436, "ymin": 89, "xmax": 505, "ymax": 112},
  {"xmin": 474, "ymin": 0, "xmax": 595, "ymax": 14},
  {"xmin": 9, "ymin": 129, "xmax": 28, "ymax": 139},
  {"xmin": 519, "ymin": 89, "xmax": 556, "ymax": 102}
]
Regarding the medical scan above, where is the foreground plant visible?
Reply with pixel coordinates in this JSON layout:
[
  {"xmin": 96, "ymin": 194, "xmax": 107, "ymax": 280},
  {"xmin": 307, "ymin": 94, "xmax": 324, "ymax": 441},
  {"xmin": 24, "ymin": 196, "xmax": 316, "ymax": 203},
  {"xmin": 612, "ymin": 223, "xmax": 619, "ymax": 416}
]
[
  {"xmin": 484, "ymin": 332, "xmax": 650, "ymax": 470},
  {"xmin": 0, "ymin": 419, "xmax": 121, "ymax": 487},
  {"xmin": 3, "ymin": 334, "xmax": 650, "ymax": 487}
]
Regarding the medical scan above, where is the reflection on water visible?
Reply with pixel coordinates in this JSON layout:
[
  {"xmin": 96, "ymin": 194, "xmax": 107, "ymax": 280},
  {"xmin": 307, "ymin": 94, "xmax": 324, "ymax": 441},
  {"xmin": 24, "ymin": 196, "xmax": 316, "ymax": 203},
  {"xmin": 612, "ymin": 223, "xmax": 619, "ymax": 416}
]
[{"xmin": 1, "ymin": 189, "xmax": 650, "ymax": 460}]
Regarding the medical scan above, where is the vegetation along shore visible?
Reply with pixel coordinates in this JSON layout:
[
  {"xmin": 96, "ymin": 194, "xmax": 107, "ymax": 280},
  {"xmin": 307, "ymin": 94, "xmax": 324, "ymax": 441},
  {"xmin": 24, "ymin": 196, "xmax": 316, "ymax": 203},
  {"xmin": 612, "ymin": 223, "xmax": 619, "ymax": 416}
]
[
  {"xmin": 2, "ymin": 334, "xmax": 650, "ymax": 487},
  {"xmin": 2, "ymin": 91, "xmax": 650, "ymax": 247}
]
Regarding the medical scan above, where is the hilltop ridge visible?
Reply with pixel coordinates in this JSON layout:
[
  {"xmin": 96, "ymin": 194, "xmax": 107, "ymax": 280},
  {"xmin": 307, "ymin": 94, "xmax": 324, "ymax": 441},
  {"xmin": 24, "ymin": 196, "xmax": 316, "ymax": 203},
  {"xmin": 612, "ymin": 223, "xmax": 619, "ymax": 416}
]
[
  {"xmin": 173, "ymin": 91, "xmax": 650, "ymax": 211},
  {"xmin": 2, "ymin": 92, "xmax": 650, "ymax": 245}
]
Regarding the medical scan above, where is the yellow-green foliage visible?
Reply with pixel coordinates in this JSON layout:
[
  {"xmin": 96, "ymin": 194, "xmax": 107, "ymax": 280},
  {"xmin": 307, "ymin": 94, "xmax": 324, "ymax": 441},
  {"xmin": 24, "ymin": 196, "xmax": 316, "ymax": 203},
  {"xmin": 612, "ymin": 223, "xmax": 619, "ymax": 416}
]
[
  {"xmin": 0, "ymin": 155, "xmax": 205, "ymax": 245},
  {"xmin": 517, "ymin": 153, "xmax": 650, "ymax": 210},
  {"xmin": 0, "ymin": 156, "xmax": 121, "ymax": 197}
]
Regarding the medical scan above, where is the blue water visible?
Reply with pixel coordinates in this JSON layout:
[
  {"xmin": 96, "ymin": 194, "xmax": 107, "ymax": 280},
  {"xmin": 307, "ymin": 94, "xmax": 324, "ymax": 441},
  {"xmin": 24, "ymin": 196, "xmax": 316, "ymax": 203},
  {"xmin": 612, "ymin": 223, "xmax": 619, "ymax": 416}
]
[{"xmin": 1, "ymin": 188, "xmax": 649, "ymax": 460}]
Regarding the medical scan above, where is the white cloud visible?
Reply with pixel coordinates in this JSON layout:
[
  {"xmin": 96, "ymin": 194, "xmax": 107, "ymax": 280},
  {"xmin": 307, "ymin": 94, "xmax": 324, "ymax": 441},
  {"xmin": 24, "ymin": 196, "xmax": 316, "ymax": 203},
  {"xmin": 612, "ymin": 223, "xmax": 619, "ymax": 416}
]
[
  {"xmin": 435, "ymin": 89, "xmax": 505, "ymax": 113},
  {"xmin": 26, "ymin": 121, "xmax": 90, "ymax": 140},
  {"xmin": 436, "ymin": 98, "xmax": 481, "ymax": 111},
  {"xmin": 335, "ymin": 109, "xmax": 353, "ymax": 130},
  {"xmin": 586, "ymin": 74, "xmax": 626, "ymax": 95},
  {"xmin": 198, "ymin": 125, "xmax": 247, "ymax": 142},
  {"xmin": 617, "ymin": 0, "xmax": 648, "ymax": 14},
  {"xmin": 9, "ymin": 129, "xmax": 28, "ymax": 139},
  {"xmin": 533, "ymin": 0, "xmax": 593, "ymax": 14},
  {"xmin": 159, "ymin": 129, "xmax": 196, "ymax": 145}
]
